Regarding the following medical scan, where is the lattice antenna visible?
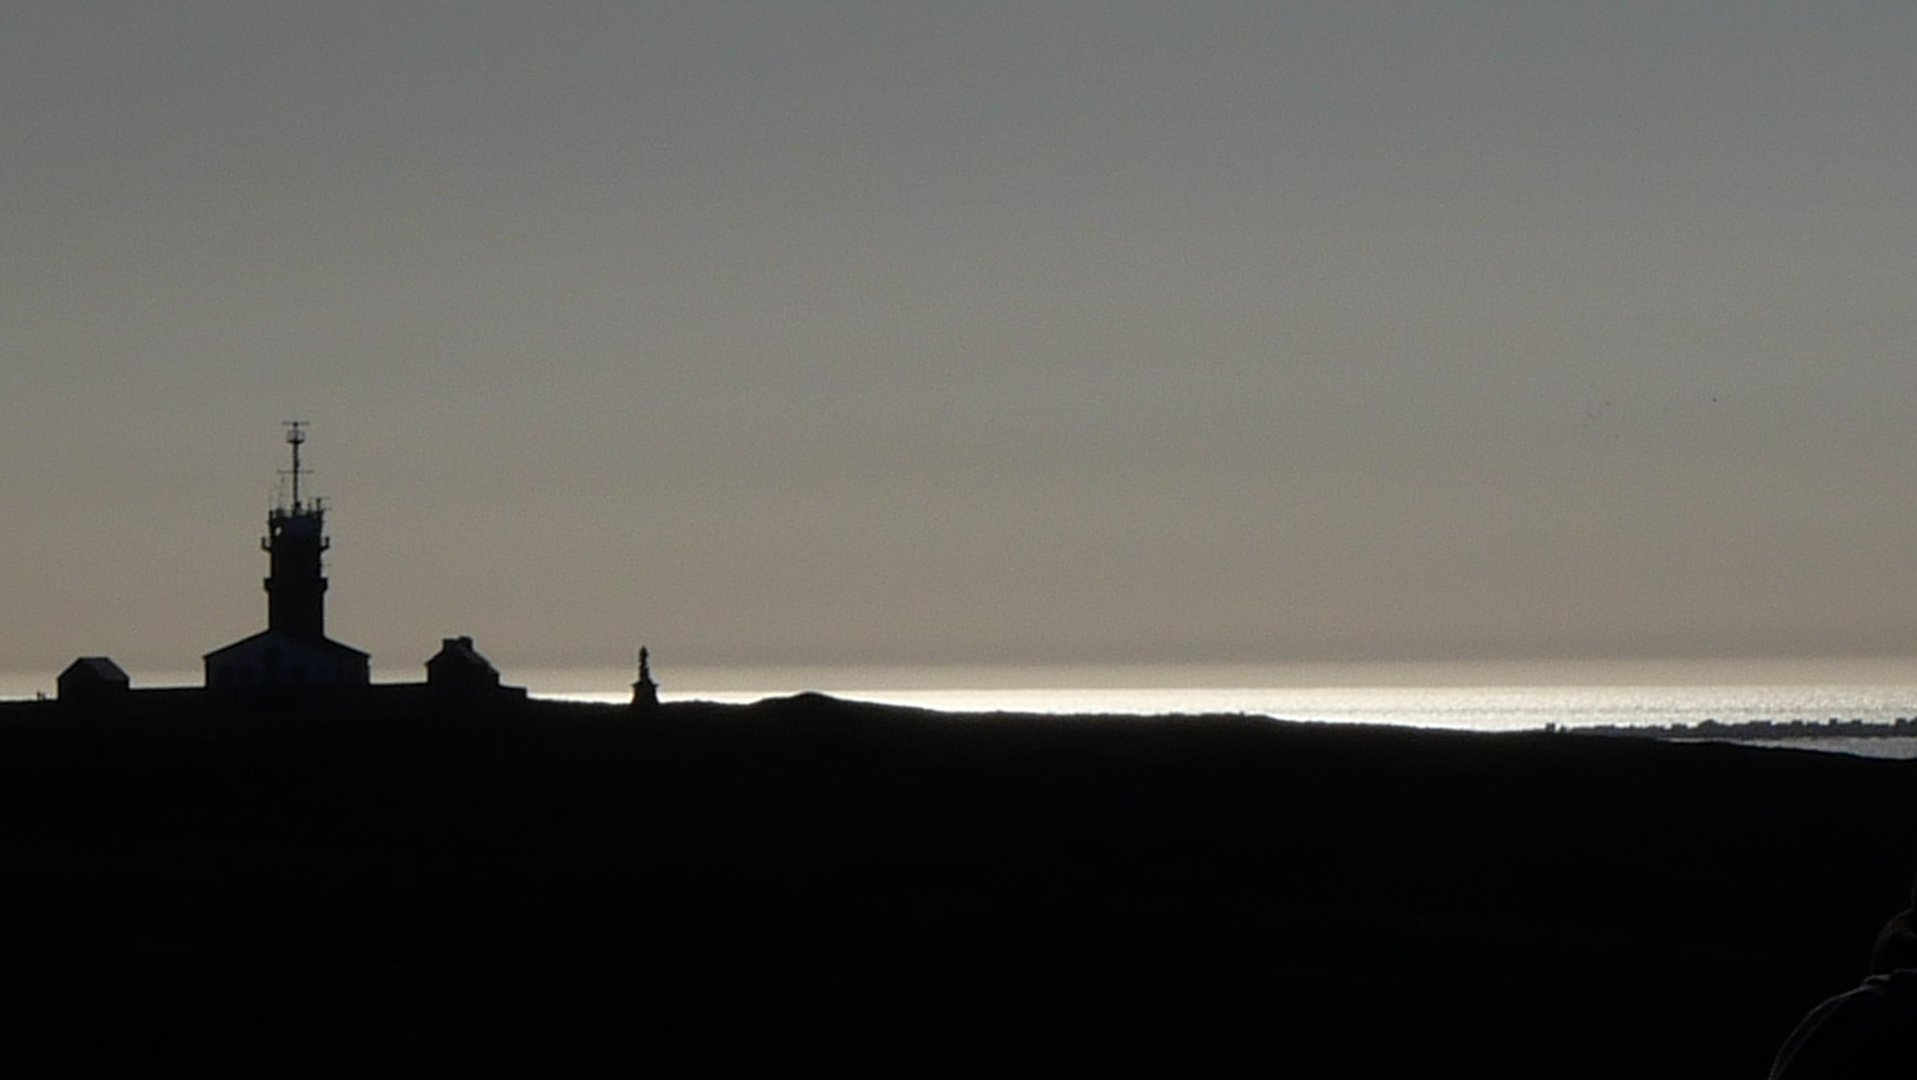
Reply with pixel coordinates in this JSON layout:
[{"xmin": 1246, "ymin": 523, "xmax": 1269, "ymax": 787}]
[{"xmin": 281, "ymin": 420, "xmax": 309, "ymax": 510}]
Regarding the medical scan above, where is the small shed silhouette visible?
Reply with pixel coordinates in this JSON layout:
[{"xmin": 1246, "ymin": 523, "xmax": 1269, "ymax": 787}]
[
  {"xmin": 426, "ymin": 636, "xmax": 502, "ymax": 698},
  {"xmin": 58, "ymin": 657, "xmax": 130, "ymax": 707}
]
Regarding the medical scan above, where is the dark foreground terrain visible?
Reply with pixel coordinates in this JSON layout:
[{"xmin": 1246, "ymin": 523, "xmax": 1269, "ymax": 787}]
[{"xmin": 0, "ymin": 694, "xmax": 1909, "ymax": 1075}]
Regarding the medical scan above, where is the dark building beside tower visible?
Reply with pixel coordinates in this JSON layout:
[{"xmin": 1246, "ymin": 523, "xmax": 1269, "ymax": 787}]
[
  {"xmin": 57, "ymin": 657, "xmax": 130, "ymax": 707},
  {"xmin": 204, "ymin": 422, "xmax": 371, "ymax": 695},
  {"xmin": 425, "ymin": 635, "xmax": 509, "ymax": 700}
]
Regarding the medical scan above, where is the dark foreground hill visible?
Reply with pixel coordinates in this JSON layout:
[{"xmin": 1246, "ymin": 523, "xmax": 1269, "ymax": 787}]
[{"xmin": 0, "ymin": 694, "xmax": 1909, "ymax": 1075}]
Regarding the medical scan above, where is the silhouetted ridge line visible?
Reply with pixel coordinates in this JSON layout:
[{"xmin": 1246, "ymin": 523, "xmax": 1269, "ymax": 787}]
[{"xmin": 0, "ymin": 691, "xmax": 1908, "ymax": 1075}]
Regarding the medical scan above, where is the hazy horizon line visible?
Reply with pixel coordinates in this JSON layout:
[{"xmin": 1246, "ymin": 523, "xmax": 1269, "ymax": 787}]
[{"xmin": 11, "ymin": 653, "xmax": 1917, "ymax": 702}]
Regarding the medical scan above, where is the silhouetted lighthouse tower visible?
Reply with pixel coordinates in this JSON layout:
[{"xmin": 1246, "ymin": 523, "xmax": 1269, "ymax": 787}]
[
  {"xmin": 265, "ymin": 420, "xmax": 330, "ymax": 642},
  {"xmin": 204, "ymin": 421, "xmax": 370, "ymax": 693}
]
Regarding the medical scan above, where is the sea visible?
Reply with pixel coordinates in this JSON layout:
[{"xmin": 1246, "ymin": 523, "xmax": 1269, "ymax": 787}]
[{"xmin": 9, "ymin": 659, "xmax": 1917, "ymax": 759}]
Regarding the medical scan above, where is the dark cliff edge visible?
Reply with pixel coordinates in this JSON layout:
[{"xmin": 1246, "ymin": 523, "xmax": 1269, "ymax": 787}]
[{"xmin": 0, "ymin": 693, "xmax": 1907, "ymax": 1076}]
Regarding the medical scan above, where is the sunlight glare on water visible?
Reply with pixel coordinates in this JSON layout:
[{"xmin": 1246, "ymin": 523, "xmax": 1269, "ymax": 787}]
[
  {"xmin": 9, "ymin": 661, "xmax": 1917, "ymax": 746},
  {"xmin": 510, "ymin": 660, "xmax": 1917, "ymax": 735}
]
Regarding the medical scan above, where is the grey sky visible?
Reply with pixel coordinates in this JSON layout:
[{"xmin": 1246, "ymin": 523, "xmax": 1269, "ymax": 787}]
[{"xmin": 5, "ymin": 3, "xmax": 1917, "ymax": 675}]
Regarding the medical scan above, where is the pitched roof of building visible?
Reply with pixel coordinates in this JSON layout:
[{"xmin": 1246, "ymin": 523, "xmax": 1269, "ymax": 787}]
[
  {"xmin": 59, "ymin": 656, "xmax": 129, "ymax": 683},
  {"xmin": 426, "ymin": 635, "xmax": 499, "ymax": 673},
  {"xmin": 203, "ymin": 628, "xmax": 370, "ymax": 662}
]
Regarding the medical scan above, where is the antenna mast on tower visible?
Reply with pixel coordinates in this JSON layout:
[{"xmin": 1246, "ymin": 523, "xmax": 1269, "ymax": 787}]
[{"xmin": 281, "ymin": 420, "xmax": 309, "ymax": 510}]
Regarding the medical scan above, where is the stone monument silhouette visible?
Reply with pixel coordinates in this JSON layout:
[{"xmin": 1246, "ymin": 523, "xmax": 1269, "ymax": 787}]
[{"xmin": 631, "ymin": 646, "xmax": 660, "ymax": 710}]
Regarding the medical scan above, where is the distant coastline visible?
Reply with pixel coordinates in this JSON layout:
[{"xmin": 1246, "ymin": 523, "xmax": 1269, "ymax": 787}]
[{"xmin": 12, "ymin": 663, "xmax": 1917, "ymax": 755}]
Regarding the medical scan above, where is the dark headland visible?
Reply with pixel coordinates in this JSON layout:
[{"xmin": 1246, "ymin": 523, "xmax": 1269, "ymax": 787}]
[
  {"xmin": 0, "ymin": 691, "xmax": 1909, "ymax": 1076},
  {"xmin": 17, "ymin": 428, "xmax": 1911, "ymax": 1072}
]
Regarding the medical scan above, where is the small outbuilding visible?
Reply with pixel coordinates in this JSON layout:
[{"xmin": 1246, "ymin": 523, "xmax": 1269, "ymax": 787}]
[
  {"xmin": 425, "ymin": 635, "xmax": 510, "ymax": 700},
  {"xmin": 58, "ymin": 657, "xmax": 130, "ymax": 707}
]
